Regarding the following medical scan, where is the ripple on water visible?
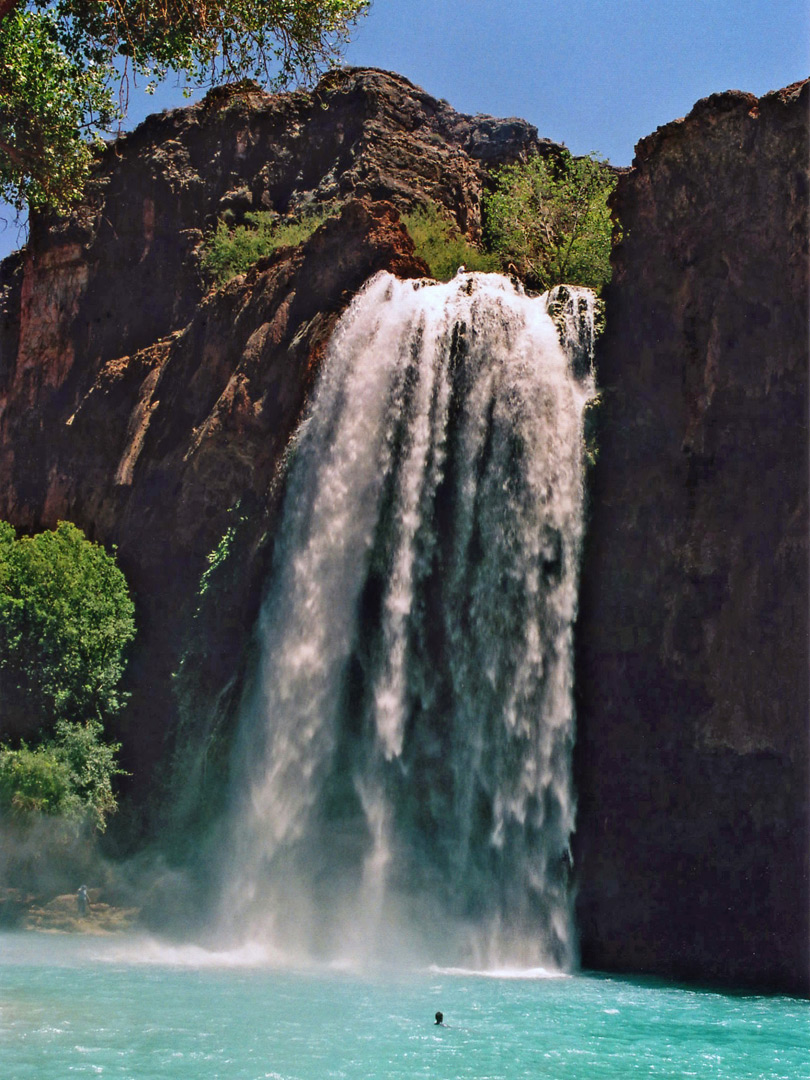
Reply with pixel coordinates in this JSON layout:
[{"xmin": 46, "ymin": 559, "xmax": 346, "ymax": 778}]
[{"xmin": 1, "ymin": 934, "xmax": 808, "ymax": 1080}]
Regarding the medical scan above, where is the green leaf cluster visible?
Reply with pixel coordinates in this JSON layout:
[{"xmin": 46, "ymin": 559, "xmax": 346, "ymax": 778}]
[
  {"xmin": 0, "ymin": 739, "xmax": 71, "ymax": 816},
  {"xmin": 0, "ymin": 520, "xmax": 136, "ymax": 728},
  {"xmin": 200, "ymin": 203, "xmax": 342, "ymax": 283},
  {"xmin": 0, "ymin": 0, "xmax": 369, "ymax": 213},
  {"xmin": 484, "ymin": 150, "xmax": 619, "ymax": 293},
  {"xmin": 401, "ymin": 203, "xmax": 499, "ymax": 281},
  {"xmin": 0, "ymin": 8, "xmax": 119, "ymax": 212},
  {"xmin": 0, "ymin": 718, "xmax": 124, "ymax": 831}
]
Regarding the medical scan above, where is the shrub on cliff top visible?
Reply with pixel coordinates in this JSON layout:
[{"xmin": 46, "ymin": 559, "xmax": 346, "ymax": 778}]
[
  {"xmin": 401, "ymin": 203, "xmax": 499, "ymax": 281},
  {"xmin": 484, "ymin": 150, "xmax": 618, "ymax": 292},
  {"xmin": 200, "ymin": 204, "xmax": 342, "ymax": 283}
]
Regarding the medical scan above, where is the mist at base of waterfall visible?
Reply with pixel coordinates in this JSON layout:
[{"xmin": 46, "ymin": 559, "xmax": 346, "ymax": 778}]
[
  {"xmin": 2, "ymin": 931, "xmax": 807, "ymax": 1080},
  {"xmin": 214, "ymin": 272, "xmax": 597, "ymax": 973}
]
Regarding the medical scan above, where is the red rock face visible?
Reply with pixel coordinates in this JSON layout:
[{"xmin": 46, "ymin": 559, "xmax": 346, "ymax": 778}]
[
  {"xmin": 575, "ymin": 80, "xmax": 809, "ymax": 995},
  {"xmin": 0, "ymin": 68, "xmax": 543, "ymax": 798},
  {"xmin": 0, "ymin": 198, "xmax": 428, "ymax": 758},
  {"xmin": 9, "ymin": 67, "xmax": 546, "ymax": 388}
]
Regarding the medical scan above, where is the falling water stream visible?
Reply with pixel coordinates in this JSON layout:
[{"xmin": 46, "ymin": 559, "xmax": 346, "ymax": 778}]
[{"xmin": 217, "ymin": 272, "xmax": 597, "ymax": 972}]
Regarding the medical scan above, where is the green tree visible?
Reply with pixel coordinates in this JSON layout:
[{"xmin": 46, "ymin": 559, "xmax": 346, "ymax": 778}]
[
  {"xmin": 0, "ymin": 520, "xmax": 136, "ymax": 730},
  {"xmin": 0, "ymin": 522, "xmax": 134, "ymax": 832},
  {"xmin": 0, "ymin": 0, "xmax": 369, "ymax": 212},
  {"xmin": 484, "ymin": 150, "xmax": 618, "ymax": 293},
  {"xmin": 0, "ymin": 739, "xmax": 73, "ymax": 816}
]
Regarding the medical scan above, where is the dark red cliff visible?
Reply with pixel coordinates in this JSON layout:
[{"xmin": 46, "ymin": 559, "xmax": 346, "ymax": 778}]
[
  {"xmin": 0, "ymin": 67, "xmax": 545, "ymax": 800},
  {"xmin": 575, "ymin": 80, "xmax": 809, "ymax": 995}
]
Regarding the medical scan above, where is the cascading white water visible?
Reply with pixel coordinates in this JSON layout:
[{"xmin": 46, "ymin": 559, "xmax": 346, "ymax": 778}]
[{"xmin": 217, "ymin": 271, "xmax": 596, "ymax": 971}]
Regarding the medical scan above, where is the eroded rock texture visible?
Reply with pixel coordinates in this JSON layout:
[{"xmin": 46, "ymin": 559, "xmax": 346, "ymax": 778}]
[
  {"xmin": 576, "ymin": 81, "xmax": 810, "ymax": 995},
  {"xmin": 8, "ymin": 67, "xmax": 545, "ymax": 384},
  {"xmin": 0, "ymin": 68, "xmax": 546, "ymax": 817}
]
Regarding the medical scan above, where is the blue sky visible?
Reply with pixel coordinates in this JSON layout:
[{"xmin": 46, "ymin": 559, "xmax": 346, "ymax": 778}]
[
  {"xmin": 343, "ymin": 0, "xmax": 808, "ymax": 162},
  {"xmin": 1, "ymin": 0, "xmax": 807, "ymax": 258}
]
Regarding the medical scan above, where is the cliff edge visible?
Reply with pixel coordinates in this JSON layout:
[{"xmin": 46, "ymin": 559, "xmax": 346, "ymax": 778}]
[{"xmin": 0, "ymin": 66, "xmax": 807, "ymax": 994}]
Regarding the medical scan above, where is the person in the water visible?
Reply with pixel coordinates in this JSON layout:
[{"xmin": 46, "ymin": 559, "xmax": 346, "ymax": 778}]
[{"xmin": 434, "ymin": 1012, "xmax": 444, "ymax": 1026}]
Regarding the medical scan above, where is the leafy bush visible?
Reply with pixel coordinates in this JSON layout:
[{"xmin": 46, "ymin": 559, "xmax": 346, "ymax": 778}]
[
  {"xmin": 54, "ymin": 719, "xmax": 123, "ymax": 830},
  {"xmin": 402, "ymin": 204, "xmax": 500, "ymax": 281},
  {"xmin": 0, "ymin": 521, "xmax": 136, "ymax": 729},
  {"xmin": 0, "ymin": 719, "xmax": 124, "ymax": 832},
  {"xmin": 200, "ymin": 204, "xmax": 342, "ymax": 283},
  {"xmin": 0, "ymin": 742, "xmax": 73, "ymax": 817},
  {"xmin": 0, "ymin": 521, "xmax": 133, "ymax": 831},
  {"xmin": 484, "ymin": 150, "xmax": 618, "ymax": 292}
]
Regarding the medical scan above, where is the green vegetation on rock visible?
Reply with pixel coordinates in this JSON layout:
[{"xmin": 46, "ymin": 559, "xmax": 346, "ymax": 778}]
[
  {"xmin": 484, "ymin": 150, "xmax": 618, "ymax": 292},
  {"xmin": 201, "ymin": 200, "xmax": 499, "ymax": 286},
  {"xmin": 0, "ymin": 0, "xmax": 369, "ymax": 212},
  {"xmin": 401, "ymin": 203, "xmax": 499, "ymax": 281},
  {"xmin": 200, "ymin": 204, "xmax": 342, "ymax": 283}
]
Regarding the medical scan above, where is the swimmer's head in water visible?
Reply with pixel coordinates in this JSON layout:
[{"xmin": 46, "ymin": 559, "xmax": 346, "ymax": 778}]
[{"xmin": 435, "ymin": 1012, "xmax": 443, "ymax": 1025}]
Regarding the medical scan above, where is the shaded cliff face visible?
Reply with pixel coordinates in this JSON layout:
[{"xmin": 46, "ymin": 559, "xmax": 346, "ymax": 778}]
[
  {"xmin": 1, "ymin": 199, "xmax": 427, "ymax": 760},
  {"xmin": 0, "ymin": 68, "xmax": 547, "ymax": 792},
  {"xmin": 576, "ymin": 81, "xmax": 810, "ymax": 994}
]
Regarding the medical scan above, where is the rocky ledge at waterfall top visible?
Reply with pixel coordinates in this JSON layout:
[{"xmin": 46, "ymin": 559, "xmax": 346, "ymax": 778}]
[{"xmin": 1, "ymin": 67, "xmax": 548, "ymax": 383}]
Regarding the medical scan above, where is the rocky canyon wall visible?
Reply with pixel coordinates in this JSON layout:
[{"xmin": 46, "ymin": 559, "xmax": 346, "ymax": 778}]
[
  {"xmin": 575, "ymin": 80, "xmax": 809, "ymax": 995},
  {"xmin": 0, "ymin": 66, "xmax": 806, "ymax": 993},
  {"xmin": 0, "ymin": 68, "xmax": 547, "ymax": 817}
]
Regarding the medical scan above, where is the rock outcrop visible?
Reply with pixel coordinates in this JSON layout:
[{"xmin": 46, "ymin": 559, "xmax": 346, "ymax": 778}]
[
  {"xmin": 576, "ymin": 80, "xmax": 810, "ymax": 995},
  {"xmin": 6, "ymin": 67, "xmax": 545, "ymax": 389},
  {"xmin": 0, "ymin": 68, "xmax": 547, "ymax": 799}
]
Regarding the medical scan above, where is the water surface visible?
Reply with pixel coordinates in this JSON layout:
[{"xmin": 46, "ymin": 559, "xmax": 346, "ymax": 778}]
[{"xmin": 1, "ymin": 933, "xmax": 807, "ymax": 1079}]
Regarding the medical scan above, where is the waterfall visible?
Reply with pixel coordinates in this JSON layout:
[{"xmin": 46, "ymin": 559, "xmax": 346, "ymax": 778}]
[{"xmin": 217, "ymin": 271, "xmax": 596, "ymax": 971}]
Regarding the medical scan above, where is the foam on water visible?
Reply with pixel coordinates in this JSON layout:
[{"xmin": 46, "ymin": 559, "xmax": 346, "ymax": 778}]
[
  {"xmin": 103, "ymin": 937, "xmax": 299, "ymax": 969},
  {"xmin": 428, "ymin": 963, "xmax": 569, "ymax": 980}
]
